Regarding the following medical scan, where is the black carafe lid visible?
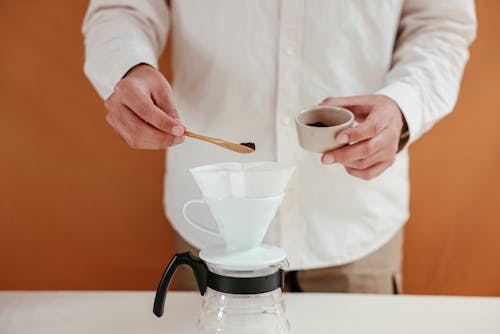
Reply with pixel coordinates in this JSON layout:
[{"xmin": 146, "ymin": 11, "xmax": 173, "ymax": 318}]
[{"xmin": 153, "ymin": 252, "xmax": 285, "ymax": 317}]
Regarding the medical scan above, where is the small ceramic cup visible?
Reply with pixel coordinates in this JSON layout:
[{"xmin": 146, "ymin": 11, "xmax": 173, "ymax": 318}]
[{"xmin": 295, "ymin": 106, "xmax": 354, "ymax": 153}]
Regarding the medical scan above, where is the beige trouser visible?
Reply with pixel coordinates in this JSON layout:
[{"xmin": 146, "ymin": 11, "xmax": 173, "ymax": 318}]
[{"xmin": 171, "ymin": 230, "xmax": 403, "ymax": 294}]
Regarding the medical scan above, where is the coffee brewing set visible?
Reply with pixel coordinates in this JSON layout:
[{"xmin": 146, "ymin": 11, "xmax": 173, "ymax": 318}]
[{"xmin": 153, "ymin": 162, "xmax": 295, "ymax": 333}]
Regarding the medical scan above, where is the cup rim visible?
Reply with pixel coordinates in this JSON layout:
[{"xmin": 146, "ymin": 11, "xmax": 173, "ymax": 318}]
[{"xmin": 295, "ymin": 105, "xmax": 354, "ymax": 127}]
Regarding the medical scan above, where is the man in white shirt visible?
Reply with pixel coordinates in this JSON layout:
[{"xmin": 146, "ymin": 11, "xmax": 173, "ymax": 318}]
[{"xmin": 83, "ymin": 1, "xmax": 476, "ymax": 293}]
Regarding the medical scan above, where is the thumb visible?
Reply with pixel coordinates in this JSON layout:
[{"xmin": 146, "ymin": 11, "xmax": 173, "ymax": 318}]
[
  {"xmin": 152, "ymin": 81, "xmax": 184, "ymax": 125},
  {"xmin": 320, "ymin": 95, "xmax": 372, "ymax": 108},
  {"xmin": 320, "ymin": 96, "xmax": 370, "ymax": 120}
]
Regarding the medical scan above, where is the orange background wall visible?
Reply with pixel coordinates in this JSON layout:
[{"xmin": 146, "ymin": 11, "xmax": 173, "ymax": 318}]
[{"xmin": 1, "ymin": 1, "xmax": 499, "ymax": 295}]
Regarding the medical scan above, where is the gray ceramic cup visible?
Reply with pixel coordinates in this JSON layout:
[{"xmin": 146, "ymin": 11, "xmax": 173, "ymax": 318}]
[{"xmin": 295, "ymin": 106, "xmax": 354, "ymax": 153}]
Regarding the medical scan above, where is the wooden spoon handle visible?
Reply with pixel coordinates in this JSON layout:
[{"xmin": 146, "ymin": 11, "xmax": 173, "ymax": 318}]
[
  {"xmin": 184, "ymin": 130, "xmax": 254, "ymax": 154},
  {"xmin": 184, "ymin": 131, "xmax": 224, "ymax": 144}
]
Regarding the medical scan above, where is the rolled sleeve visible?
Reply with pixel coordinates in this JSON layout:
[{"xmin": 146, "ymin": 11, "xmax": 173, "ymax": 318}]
[
  {"xmin": 82, "ymin": 0, "xmax": 170, "ymax": 99},
  {"xmin": 375, "ymin": 0, "xmax": 477, "ymax": 146}
]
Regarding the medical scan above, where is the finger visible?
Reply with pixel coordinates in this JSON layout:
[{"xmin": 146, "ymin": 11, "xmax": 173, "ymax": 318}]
[
  {"xmin": 345, "ymin": 160, "xmax": 394, "ymax": 180},
  {"xmin": 151, "ymin": 80, "xmax": 180, "ymax": 119},
  {"xmin": 121, "ymin": 88, "xmax": 184, "ymax": 136},
  {"xmin": 335, "ymin": 111, "xmax": 390, "ymax": 144},
  {"xmin": 341, "ymin": 147, "xmax": 395, "ymax": 169},
  {"xmin": 322, "ymin": 128, "xmax": 392, "ymax": 164},
  {"xmin": 107, "ymin": 104, "xmax": 183, "ymax": 149}
]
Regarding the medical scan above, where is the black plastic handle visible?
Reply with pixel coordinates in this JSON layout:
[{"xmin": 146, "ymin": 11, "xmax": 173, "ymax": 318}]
[{"xmin": 153, "ymin": 252, "xmax": 208, "ymax": 317}]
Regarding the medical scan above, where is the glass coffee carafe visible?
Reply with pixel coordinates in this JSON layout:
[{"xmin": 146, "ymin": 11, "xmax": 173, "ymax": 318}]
[{"xmin": 154, "ymin": 252, "xmax": 290, "ymax": 334}]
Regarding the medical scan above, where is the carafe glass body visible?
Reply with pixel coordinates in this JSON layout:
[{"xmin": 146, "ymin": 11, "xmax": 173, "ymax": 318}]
[{"xmin": 197, "ymin": 287, "xmax": 289, "ymax": 334}]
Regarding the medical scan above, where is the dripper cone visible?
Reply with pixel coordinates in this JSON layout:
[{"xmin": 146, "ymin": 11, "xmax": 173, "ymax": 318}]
[{"xmin": 204, "ymin": 194, "xmax": 284, "ymax": 251}]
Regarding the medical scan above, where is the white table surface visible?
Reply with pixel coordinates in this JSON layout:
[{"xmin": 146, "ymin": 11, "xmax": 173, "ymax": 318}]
[{"xmin": 0, "ymin": 291, "xmax": 499, "ymax": 334}]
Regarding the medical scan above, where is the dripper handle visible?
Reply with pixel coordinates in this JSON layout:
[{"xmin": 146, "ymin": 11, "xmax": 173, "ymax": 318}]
[
  {"xmin": 153, "ymin": 252, "xmax": 208, "ymax": 317},
  {"xmin": 183, "ymin": 199, "xmax": 220, "ymax": 237}
]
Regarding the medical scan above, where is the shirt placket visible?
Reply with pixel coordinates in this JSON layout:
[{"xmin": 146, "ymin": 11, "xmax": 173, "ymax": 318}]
[{"xmin": 275, "ymin": 0, "xmax": 304, "ymax": 254}]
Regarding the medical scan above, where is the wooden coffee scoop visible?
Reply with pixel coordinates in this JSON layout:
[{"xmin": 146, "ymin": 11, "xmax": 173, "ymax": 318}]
[{"xmin": 184, "ymin": 130, "xmax": 255, "ymax": 154}]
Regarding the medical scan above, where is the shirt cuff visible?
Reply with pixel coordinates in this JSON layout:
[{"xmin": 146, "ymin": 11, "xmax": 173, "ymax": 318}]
[
  {"xmin": 84, "ymin": 44, "xmax": 158, "ymax": 100},
  {"xmin": 375, "ymin": 82, "xmax": 422, "ymax": 148}
]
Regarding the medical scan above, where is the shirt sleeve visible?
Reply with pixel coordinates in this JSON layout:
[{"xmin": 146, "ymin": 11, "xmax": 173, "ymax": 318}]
[
  {"xmin": 82, "ymin": 0, "xmax": 170, "ymax": 99},
  {"xmin": 375, "ymin": 0, "xmax": 477, "ymax": 145}
]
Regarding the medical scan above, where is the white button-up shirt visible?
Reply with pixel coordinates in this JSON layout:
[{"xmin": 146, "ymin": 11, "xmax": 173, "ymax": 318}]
[{"xmin": 83, "ymin": 0, "xmax": 476, "ymax": 269}]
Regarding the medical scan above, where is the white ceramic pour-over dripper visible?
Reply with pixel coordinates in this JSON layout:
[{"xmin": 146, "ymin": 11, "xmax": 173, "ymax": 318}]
[
  {"xmin": 183, "ymin": 194, "xmax": 284, "ymax": 251},
  {"xmin": 183, "ymin": 162, "xmax": 295, "ymax": 251}
]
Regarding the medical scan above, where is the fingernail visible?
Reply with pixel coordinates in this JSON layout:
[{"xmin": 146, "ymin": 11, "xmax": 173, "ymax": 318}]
[
  {"xmin": 337, "ymin": 134, "xmax": 348, "ymax": 144},
  {"xmin": 172, "ymin": 125, "xmax": 183, "ymax": 136},
  {"xmin": 173, "ymin": 136, "xmax": 184, "ymax": 145},
  {"xmin": 323, "ymin": 155, "xmax": 335, "ymax": 165}
]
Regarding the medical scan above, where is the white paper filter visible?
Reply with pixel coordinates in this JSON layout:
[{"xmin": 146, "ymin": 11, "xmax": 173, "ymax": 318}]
[{"xmin": 190, "ymin": 162, "xmax": 295, "ymax": 198}]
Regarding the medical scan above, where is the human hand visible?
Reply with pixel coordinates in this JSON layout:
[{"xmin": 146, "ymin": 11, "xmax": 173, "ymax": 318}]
[
  {"xmin": 320, "ymin": 95, "xmax": 407, "ymax": 180},
  {"xmin": 103, "ymin": 64, "xmax": 185, "ymax": 149}
]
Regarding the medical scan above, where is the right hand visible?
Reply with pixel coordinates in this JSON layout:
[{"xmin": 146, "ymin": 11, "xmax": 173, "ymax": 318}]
[{"xmin": 104, "ymin": 64, "xmax": 185, "ymax": 149}]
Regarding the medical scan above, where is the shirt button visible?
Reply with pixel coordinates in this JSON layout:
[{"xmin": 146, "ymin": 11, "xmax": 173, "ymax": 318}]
[
  {"xmin": 281, "ymin": 116, "xmax": 291, "ymax": 125},
  {"xmin": 285, "ymin": 48, "xmax": 294, "ymax": 56}
]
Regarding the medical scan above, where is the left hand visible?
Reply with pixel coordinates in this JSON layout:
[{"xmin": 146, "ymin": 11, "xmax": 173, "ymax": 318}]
[{"xmin": 320, "ymin": 95, "xmax": 407, "ymax": 180}]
